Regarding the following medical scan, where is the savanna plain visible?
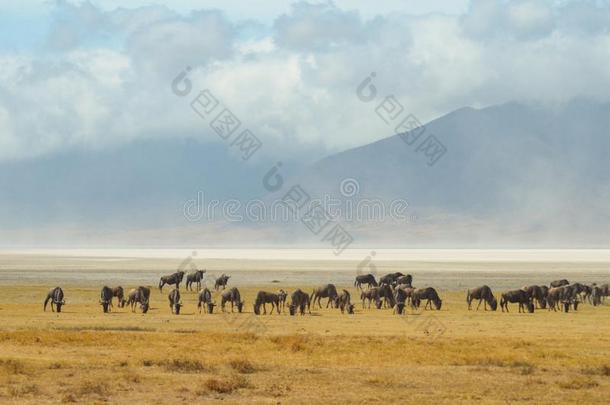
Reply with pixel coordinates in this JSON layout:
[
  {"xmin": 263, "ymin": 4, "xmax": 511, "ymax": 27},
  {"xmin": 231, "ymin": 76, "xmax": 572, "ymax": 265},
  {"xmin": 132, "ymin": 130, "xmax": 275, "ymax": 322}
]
[{"xmin": 1, "ymin": 251, "xmax": 609, "ymax": 404}]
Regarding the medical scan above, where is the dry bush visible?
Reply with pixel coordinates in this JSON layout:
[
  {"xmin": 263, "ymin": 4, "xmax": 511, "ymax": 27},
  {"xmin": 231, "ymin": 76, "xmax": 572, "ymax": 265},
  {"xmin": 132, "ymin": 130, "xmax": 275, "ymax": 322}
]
[
  {"xmin": 204, "ymin": 376, "xmax": 249, "ymax": 394},
  {"xmin": 142, "ymin": 359, "xmax": 211, "ymax": 373},
  {"xmin": 77, "ymin": 380, "xmax": 110, "ymax": 397},
  {"xmin": 9, "ymin": 383, "xmax": 40, "ymax": 397},
  {"xmin": 0, "ymin": 359, "xmax": 27, "ymax": 375},
  {"xmin": 581, "ymin": 365, "xmax": 610, "ymax": 377},
  {"xmin": 228, "ymin": 358, "xmax": 257, "ymax": 374},
  {"xmin": 557, "ymin": 376, "xmax": 599, "ymax": 390}
]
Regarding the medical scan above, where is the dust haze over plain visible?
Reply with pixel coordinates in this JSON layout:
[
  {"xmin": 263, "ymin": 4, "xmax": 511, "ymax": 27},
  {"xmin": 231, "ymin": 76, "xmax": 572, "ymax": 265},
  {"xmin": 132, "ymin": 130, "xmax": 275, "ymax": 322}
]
[{"xmin": 1, "ymin": 0, "xmax": 610, "ymax": 247}]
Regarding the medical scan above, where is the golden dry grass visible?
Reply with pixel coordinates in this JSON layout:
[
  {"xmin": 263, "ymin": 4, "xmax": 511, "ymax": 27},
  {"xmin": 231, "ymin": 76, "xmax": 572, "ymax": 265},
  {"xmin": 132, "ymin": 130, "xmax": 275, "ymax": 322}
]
[{"xmin": 0, "ymin": 283, "xmax": 609, "ymax": 404}]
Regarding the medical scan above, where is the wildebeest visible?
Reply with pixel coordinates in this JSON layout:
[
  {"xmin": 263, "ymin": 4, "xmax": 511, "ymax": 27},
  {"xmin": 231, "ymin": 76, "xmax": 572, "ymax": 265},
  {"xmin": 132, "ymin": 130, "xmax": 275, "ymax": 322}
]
[
  {"xmin": 378, "ymin": 283, "xmax": 396, "ymax": 308},
  {"xmin": 591, "ymin": 285, "xmax": 603, "ymax": 306},
  {"xmin": 220, "ymin": 287, "xmax": 244, "ymax": 313},
  {"xmin": 379, "ymin": 272, "xmax": 405, "ymax": 287},
  {"xmin": 334, "ymin": 289, "xmax": 354, "ymax": 314},
  {"xmin": 278, "ymin": 289, "xmax": 287, "ymax": 312},
  {"xmin": 412, "ymin": 287, "xmax": 442, "ymax": 310},
  {"xmin": 500, "ymin": 289, "xmax": 533, "ymax": 313},
  {"xmin": 158, "ymin": 271, "xmax": 185, "ymax": 292},
  {"xmin": 311, "ymin": 284, "xmax": 339, "ymax": 309},
  {"xmin": 354, "ymin": 274, "xmax": 378, "ymax": 290},
  {"xmin": 360, "ymin": 287, "xmax": 382, "ymax": 309},
  {"xmin": 100, "ymin": 286, "xmax": 113, "ymax": 313},
  {"xmin": 547, "ymin": 286, "xmax": 579, "ymax": 312},
  {"xmin": 522, "ymin": 285, "xmax": 546, "ymax": 309},
  {"xmin": 393, "ymin": 287, "xmax": 410, "ymax": 314},
  {"xmin": 466, "ymin": 285, "xmax": 497, "ymax": 311},
  {"xmin": 395, "ymin": 274, "xmax": 413, "ymax": 287},
  {"xmin": 127, "ymin": 286, "xmax": 150, "ymax": 313},
  {"xmin": 550, "ymin": 279, "xmax": 569, "ymax": 288},
  {"xmin": 197, "ymin": 287, "xmax": 215, "ymax": 313},
  {"xmin": 185, "ymin": 269, "xmax": 206, "ymax": 291},
  {"xmin": 112, "ymin": 286, "xmax": 126, "ymax": 308},
  {"xmin": 215, "ymin": 274, "xmax": 231, "ymax": 291},
  {"xmin": 253, "ymin": 291, "xmax": 281, "ymax": 315},
  {"xmin": 289, "ymin": 289, "xmax": 310, "ymax": 315},
  {"xmin": 44, "ymin": 287, "xmax": 65, "ymax": 313},
  {"xmin": 168, "ymin": 288, "xmax": 183, "ymax": 314}
]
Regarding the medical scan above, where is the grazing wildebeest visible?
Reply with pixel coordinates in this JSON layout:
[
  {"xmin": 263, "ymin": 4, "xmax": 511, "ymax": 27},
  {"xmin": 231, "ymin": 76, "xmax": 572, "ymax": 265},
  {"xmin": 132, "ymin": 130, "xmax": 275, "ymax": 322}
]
[
  {"xmin": 550, "ymin": 279, "xmax": 569, "ymax": 288},
  {"xmin": 379, "ymin": 272, "xmax": 405, "ymax": 287},
  {"xmin": 360, "ymin": 287, "xmax": 382, "ymax": 309},
  {"xmin": 220, "ymin": 287, "xmax": 243, "ymax": 313},
  {"xmin": 112, "ymin": 286, "xmax": 126, "ymax": 308},
  {"xmin": 522, "ymin": 285, "xmax": 546, "ymax": 309},
  {"xmin": 253, "ymin": 291, "xmax": 281, "ymax": 315},
  {"xmin": 44, "ymin": 287, "xmax": 65, "ymax": 313},
  {"xmin": 215, "ymin": 274, "xmax": 231, "ymax": 291},
  {"xmin": 395, "ymin": 274, "xmax": 413, "ymax": 287},
  {"xmin": 500, "ymin": 289, "xmax": 533, "ymax": 313},
  {"xmin": 127, "ymin": 286, "xmax": 150, "ymax": 313},
  {"xmin": 392, "ymin": 288, "xmax": 412, "ymax": 315},
  {"xmin": 278, "ymin": 289, "xmax": 287, "ymax": 312},
  {"xmin": 197, "ymin": 287, "xmax": 215, "ymax": 313},
  {"xmin": 334, "ymin": 289, "xmax": 353, "ymax": 314},
  {"xmin": 412, "ymin": 287, "xmax": 442, "ymax": 310},
  {"xmin": 168, "ymin": 288, "xmax": 183, "ymax": 314},
  {"xmin": 100, "ymin": 286, "xmax": 113, "ymax": 313},
  {"xmin": 158, "ymin": 271, "xmax": 185, "ymax": 292},
  {"xmin": 466, "ymin": 285, "xmax": 497, "ymax": 311},
  {"xmin": 185, "ymin": 269, "xmax": 206, "ymax": 291},
  {"xmin": 378, "ymin": 283, "xmax": 396, "ymax": 308},
  {"xmin": 547, "ymin": 286, "xmax": 579, "ymax": 312},
  {"xmin": 354, "ymin": 274, "xmax": 378, "ymax": 290},
  {"xmin": 289, "ymin": 289, "xmax": 310, "ymax": 315},
  {"xmin": 311, "ymin": 284, "xmax": 339, "ymax": 309},
  {"xmin": 591, "ymin": 286, "xmax": 603, "ymax": 306}
]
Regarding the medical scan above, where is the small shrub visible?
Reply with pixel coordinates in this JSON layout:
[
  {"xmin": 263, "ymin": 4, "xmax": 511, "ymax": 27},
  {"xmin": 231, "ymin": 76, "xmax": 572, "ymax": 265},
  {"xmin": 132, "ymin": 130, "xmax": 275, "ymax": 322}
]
[
  {"xmin": 558, "ymin": 377, "xmax": 599, "ymax": 390},
  {"xmin": 228, "ymin": 359, "xmax": 257, "ymax": 374},
  {"xmin": 204, "ymin": 376, "xmax": 248, "ymax": 394},
  {"xmin": 0, "ymin": 359, "xmax": 27, "ymax": 375},
  {"xmin": 164, "ymin": 359, "xmax": 208, "ymax": 373},
  {"xmin": 78, "ymin": 380, "xmax": 110, "ymax": 397}
]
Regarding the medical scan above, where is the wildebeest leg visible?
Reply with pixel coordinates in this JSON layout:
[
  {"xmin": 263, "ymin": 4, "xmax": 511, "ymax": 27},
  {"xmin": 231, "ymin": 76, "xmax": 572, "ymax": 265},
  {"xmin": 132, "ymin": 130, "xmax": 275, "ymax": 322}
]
[
  {"xmin": 263, "ymin": 303, "xmax": 267, "ymax": 315},
  {"xmin": 476, "ymin": 299, "xmax": 482, "ymax": 311}
]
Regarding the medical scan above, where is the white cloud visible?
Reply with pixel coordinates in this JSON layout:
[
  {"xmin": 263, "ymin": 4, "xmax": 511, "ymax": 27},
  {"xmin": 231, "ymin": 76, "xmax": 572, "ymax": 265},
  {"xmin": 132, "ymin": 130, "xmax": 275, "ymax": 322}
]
[{"xmin": 1, "ymin": 0, "xmax": 610, "ymax": 162}]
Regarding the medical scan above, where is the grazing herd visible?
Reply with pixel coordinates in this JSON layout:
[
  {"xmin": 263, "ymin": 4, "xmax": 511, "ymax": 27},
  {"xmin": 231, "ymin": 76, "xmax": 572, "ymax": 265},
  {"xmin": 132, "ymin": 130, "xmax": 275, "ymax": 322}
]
[{"xmin": 43, "ymin": 270, "xmax": 609, "ymax": 318}]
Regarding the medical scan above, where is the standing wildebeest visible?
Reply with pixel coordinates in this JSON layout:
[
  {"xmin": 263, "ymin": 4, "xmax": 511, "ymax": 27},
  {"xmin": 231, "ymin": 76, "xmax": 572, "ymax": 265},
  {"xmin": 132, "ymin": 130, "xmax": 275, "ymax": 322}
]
[
  {"xmin": 185, "ymin": 269, "xmax": 206, "ymax": 291},
  {"xmin": 168, "ymin": 288, "xmax": 183, "ymax": 314},
  {"xmin": 500, "ymin": 289, "xmax": 533, "ymax": 313},
  {"xmin": 360, "ymin": 287, "xmax": 382, "ymax": 309},
  {"xmin": 412, "ymin": 287, "xmax": 443, "ymax": 310},
  {"xmin": 112, "ymin": 286, "xmax": 126, "ymax": 308},
  {"xmin": 221, "ymin": 287, "xmax": 243, "ymax": 313},
  {"xmin": 379, "ymin": 272, "xmax": 405, "ymax": 287},
  {"xmin": 547, "ymin": 286, "xmax": 579, "ymax": 312},
  {"xmin": 378, "ymin": 284, "xmax": 396, "ymax": 308},
  {"xmin": 158, "ymin": 271, "xmax": 185, "ymax": 292},
  {"xmin": 311, "ymin": 284, "xmax": 339, "ymax": 309},
  {"xmin": 197, "ymin": 287, "xmax": 215, "ymax": 313},
  {"xmin": 591, "ymin": 286, "xmax": 603, "ymax": 306},
  {"xmin": 253, "ymin": 291, "xmax": 281, "ymax": 315},
  {"xmin": 550, "ymin": 279, "xmax": 569, "ymax": 288},
  {"xmin": 289, "ymin": 289, "xmax": 311, "ymax": 315},
  {"xmin": 522, "ymin": 285, "xmax": 546, "ymax": 309},
  {"xmin": 44, "ymin": 287, "xmax": 65, "ymax": 313},
  {"xmin": 334, "ymin": 289, "xmax": 354, "ymax": 314},
  {"xmin": 396, "ymin": 274, "xmax": 413, "ymax": 287},
  {"xmin": 215, "ymin": 274, "xmax": 231, "ymax": 291},
  {"xmin": 100, "ymin": 286, "xmax": 113, "ymax": 313},
  {"xmin": 127, "ymin": 286, "xmax": 150, "ymax": 313},
  {"xmin": 466, "ymin": 285, "xmax": 497, "ymax": 311},
  {"xmin": 393, "ymin": 287, "xmax": 410, "ymax": 314},
  {"xmin": 354, "ymin": 274, "xmax": 378, "ymax": 290},
  {"xmin": 278, "ymin": 289, "xmax": 287, "ymax": 312}
]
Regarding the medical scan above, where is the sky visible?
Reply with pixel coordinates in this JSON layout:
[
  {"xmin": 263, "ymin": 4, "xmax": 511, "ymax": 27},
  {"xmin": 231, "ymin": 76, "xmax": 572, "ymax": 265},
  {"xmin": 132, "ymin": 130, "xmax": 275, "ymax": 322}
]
[{"xmin": 1, "ymin": 0, "xmax": 610, "ymax": 163}]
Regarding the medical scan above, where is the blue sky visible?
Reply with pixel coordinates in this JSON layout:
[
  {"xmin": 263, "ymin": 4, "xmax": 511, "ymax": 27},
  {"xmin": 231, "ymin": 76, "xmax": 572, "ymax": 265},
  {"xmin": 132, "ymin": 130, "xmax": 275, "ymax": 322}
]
[{"xmin": 1, "ymin": 0, "xmax": 609, "ymax": 163}]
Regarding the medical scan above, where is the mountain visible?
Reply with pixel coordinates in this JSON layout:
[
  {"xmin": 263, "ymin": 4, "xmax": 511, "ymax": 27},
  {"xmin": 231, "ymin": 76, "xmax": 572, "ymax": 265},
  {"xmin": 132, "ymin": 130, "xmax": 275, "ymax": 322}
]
[{"xmin": 2, "ymin": 100, "xmax": 610, "ymax": 247}]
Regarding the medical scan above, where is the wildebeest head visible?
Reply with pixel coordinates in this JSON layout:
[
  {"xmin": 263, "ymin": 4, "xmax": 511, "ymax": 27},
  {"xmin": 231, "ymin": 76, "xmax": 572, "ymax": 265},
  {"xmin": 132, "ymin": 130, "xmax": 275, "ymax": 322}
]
[
  {"xmin": 100, "ymin": 301, "xmax": 110, "ymax": 313},
  {"xmin": 396, "ymin": 303, "xmax": 405, "ymax": 315},
  {"xmin": 434, "ymin": 299, "xmax": 443, "ymax": 310},
  {"xmin": 490, "ymin": 297, "xmax": 498, "ymax": 311},
  {"xmin": 346, "ymin": 304, "xmax": 355, "ymax": 314},
  {"xmin": 289, "ymin": 304, "xmax": 296, "ymax": 316},
  {"xmin": 237, "ymin": 301, "xmax": 244, "ymax": 313},
  {"xmin": 253, "ymin": 303, "xmax": 260, "ymax": 315},
  {"xmin": 141, "ymin": 300, "xmax": 149, "ymax": 313},
  {"xmin": 174, "ymin": 301, "xmax": 182, "ymax": 315},
  {"xmin": 207, "ymin": 302, "xmax": 215, "ymax": 314},
  {"xmin": 55, "ymin": 300, "xmax": 65, "ymax": 313},
  {"xmin": 375, "ymin": 299, "xmax": 383, "ymax": 309},
  {"xmin": 527, "ymin": 302, "xmax": 535, "ymax": 313}
]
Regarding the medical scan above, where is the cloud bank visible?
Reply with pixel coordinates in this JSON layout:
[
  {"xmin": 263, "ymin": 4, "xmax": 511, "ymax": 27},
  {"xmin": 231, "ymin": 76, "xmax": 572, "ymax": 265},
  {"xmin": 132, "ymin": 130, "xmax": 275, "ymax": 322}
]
[{"xmin": 1, "ymin": 0, "xmax": 610, "ymax": 163}]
